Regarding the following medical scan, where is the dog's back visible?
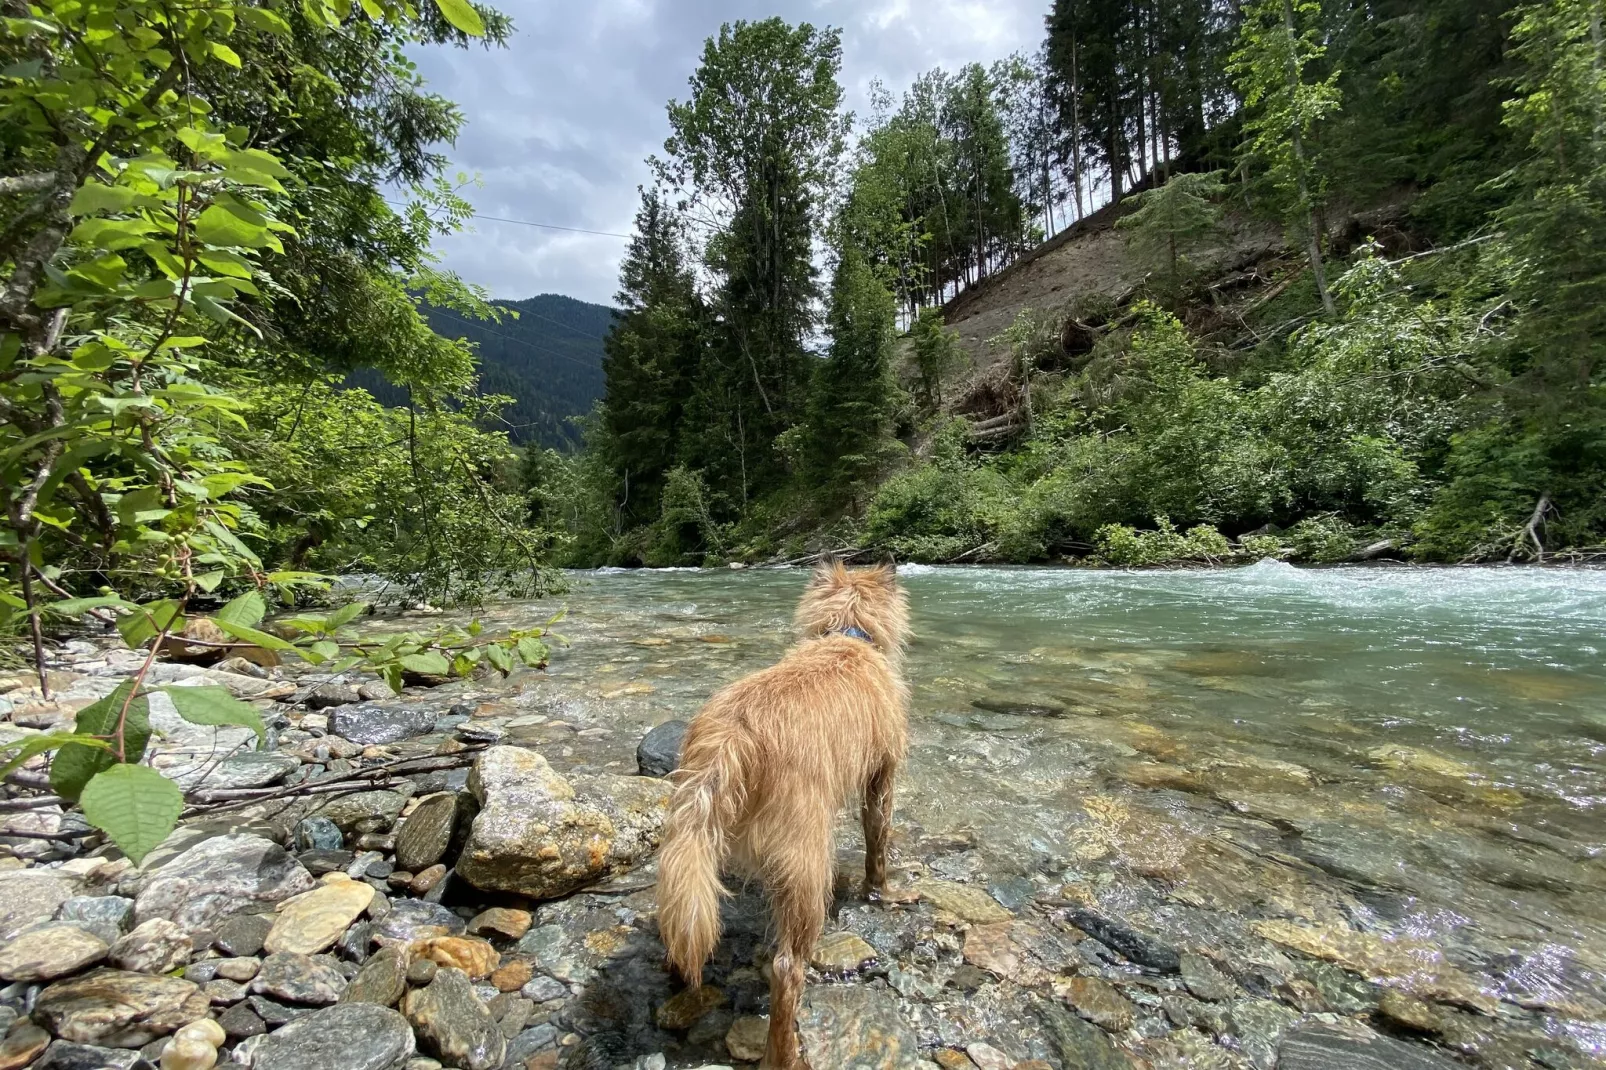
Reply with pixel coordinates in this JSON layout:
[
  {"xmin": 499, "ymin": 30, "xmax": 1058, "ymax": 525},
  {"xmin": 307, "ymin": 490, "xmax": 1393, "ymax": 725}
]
[{"xmin": 657, "ymin": 562, "xmax": 910, "ymax": 1068}]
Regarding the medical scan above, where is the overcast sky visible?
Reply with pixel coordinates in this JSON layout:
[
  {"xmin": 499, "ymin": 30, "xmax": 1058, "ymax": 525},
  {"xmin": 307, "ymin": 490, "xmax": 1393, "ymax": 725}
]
[{"xmin": 411, "ymin": 0, "xmax": 1047, "ymax": 307}]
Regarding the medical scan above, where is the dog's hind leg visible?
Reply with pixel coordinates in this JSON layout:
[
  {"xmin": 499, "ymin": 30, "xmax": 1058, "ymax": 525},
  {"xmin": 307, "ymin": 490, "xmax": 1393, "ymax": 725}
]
[
  {"xmin": 761, "ymin": 830, "xmax": 829, "ymax": 1070},
  {"xmin": 861, "ymin": 759, "xmax": 896, "ymax": 899}
]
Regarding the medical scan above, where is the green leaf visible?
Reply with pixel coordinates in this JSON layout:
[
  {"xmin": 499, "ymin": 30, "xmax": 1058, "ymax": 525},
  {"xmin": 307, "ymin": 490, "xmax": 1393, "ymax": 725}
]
[
  {"xmin": 308, "ymin": 640, "xmax": 340, "ymax": 663},
  {"xmin": 433, "ymin": 0, "xmax": 485, "ymax": 35},
  {"xmin": 117, "ymin": 599, "xmax": 183, "ymax": 649},
  {"xmin": 69, "ymin": 183, "xmax": 137, "ymax": 216},
  {"xmin": 79, "ymin": 764, "xmax": 183, "ymax": 866},
  {"xmin": 327, "ymin": 602, "xmax": 367, "ymax": 629},
  {"xmin": 52, "ymin": 682, "xmax": 151, "ymax": 801},
  {"xmin": 42, "ymin": 595, "xmax": 129, "ymax": 618},
  {"xmin": 399, "ymin": 651, "xmax": 450, "ymax": 677},
  {"xmin": 0, "ymin": 733, "xmax": 110, "ymax": 780},
  {"xmin": 161, "ymin": 686, "xmax": 265, "ymax": 741},
  {"xmin": 211, "ymin": 618, "xmax": 297, "ymax": 652},
  {"xmin": 516, "ymin": 637, "xmax": 548, "ymax": 668},
  {"xmin": 239, "ymin": 7, "xmax": 292, "ymax": 33},
  {"xmin": 210, "ymin": 42, "xmax": 242, "ymax": 67},
  {"xmin": 215, "ymin": 590, "xmax": 266, "ymax": 629},
  {"xmin": 484, "ymin": 643, "xmax": 513, "ymax": 674}
]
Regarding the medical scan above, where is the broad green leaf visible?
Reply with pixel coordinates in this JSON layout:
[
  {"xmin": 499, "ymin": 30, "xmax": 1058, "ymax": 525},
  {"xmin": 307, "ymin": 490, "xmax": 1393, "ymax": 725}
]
[
  {"xmin": 0, "ymin": 733, "xmax": 110, "ymax": 779},
  {"xmin": 161, "ymin": 686, "xmax": 265, "ymax": 741},
  {"xmin": 399, "ymin": 651, "xmax": 450, "ymax": 677},
  {"xmin": 308, "ymin": 640, "xmax": 340, "ymax": 662},
  {"xmin": 43, "ymin": 595, "xmax": 129, "ymax": 617},
  {"xmin": 238, "ymin": 7, "xmax": 292, "ymax": 33},
  {"xmin": 215, "ymin": 590, "xmax": 266, "ymax": 629},
  {"xmin": 69, "ymin": 183, "xmax": 137, "ymax": 216},
  {"xmin": 433, "ymin": 0, "xmax": 485, "ymax": 36},
  {"xmin": 516, "ymin": 637, "xmax": 548, "ymax": 667},
  {"xmin": 79, "ymin": 764, "xmax": 183, "ymax": 866},
  {"xmin": 484, "ymin": 643, "xmax": 513, "ymax": 674},
  {"xmin": 117, "ymin": 599, "xmax": 183, "ymax": 648},
  {"xmin": 210, "ymin": 42, "xmax": 242, "ymax": 67},
  {"xmin": 53, "ymin": 682, "xmax": 152, "ymax": 801},
  {"xmin": 211, "ymin": 618, "xmax": 297, "ymax": 652},
  {"xmin": 327, "ymin": 602, "xmax": 367, "ymax": 629}
]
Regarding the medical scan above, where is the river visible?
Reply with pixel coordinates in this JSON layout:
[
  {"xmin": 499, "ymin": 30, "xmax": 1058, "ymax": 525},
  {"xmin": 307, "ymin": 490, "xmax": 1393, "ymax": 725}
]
[{"xmin": 440, "ymin": 561, "xmax": 1606, "ymax": 1066}]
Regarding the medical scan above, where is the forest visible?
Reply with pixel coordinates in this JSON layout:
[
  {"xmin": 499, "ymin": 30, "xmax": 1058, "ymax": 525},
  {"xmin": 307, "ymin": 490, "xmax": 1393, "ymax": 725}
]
[{"xmin": 542, "ymin": 0, "xmax": 1606, "ymax": 568}]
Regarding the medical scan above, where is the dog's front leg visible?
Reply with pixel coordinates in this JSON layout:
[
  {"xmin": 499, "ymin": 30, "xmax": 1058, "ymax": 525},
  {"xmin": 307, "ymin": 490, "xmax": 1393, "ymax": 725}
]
[{"xmin": 861, "ymin": 760, "xmax": 897, "ymax": 900}]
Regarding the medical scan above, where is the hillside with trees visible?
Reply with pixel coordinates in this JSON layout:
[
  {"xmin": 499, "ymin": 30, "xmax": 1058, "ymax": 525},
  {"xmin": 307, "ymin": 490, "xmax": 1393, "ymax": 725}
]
[{"xmin": 543, "ymin": 1, "xmax": 1606, "ymax": 568}]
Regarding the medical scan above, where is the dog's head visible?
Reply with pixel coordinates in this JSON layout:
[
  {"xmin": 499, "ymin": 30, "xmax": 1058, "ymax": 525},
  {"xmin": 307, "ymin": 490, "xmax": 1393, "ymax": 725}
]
[{"xmin": 795, "ymin": 559, "xmax": 911, "ymax": 661}]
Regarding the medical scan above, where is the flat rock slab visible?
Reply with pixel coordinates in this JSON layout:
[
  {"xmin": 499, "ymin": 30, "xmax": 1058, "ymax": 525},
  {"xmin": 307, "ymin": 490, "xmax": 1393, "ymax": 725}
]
[
  {"xmin": 136, "ymin": 833, "xmax": 315, "ymax": 933},
  {"xmin": 915, "ymin": 880, "xmax": 1013, "ymax": 923},
  {"xmin": 0, "ymin": 924, "xmax": 107, "ymax": 982},
  {"xmin": 35, "ymin": 968, "xmax": 209, "ymax": 1047},
  {"xmin": 330, "ymin": 704, "xmax": 440, "ymax": 745},
  {"xmin": 456, "ymin": 746, "xmax": 670, "ymax": 900},
  {"xmin": 0, "ymin": 869, "xmax": 83, "ymax": 939},
  {"xmin": 393, "ymin": 791, "xmax": 475, "ymax": 873},
  {"xmin": 264, "ymin": 877, "xmax": 375, "ymax": 955},
  {"xmin": 1279, "ymin": 1023, "xmax": 1463, "ymax": 1070},
  {"xmin": 798, "ymin": 985, "xmax": 925, "ymax": 1069},
  {"xmin": 252, "ymin": 1002, "xmax": 416, "ymax": 1070}
]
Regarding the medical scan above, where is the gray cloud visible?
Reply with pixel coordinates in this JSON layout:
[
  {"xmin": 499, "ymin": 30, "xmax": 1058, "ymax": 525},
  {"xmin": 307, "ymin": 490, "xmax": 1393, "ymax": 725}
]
[{"xmin": 412, "ymin": 0, "xmax": 1046, "ymax": 305}]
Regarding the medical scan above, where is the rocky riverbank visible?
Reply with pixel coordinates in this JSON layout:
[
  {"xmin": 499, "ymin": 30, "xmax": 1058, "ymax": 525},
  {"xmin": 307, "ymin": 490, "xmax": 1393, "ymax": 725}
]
[{"xmin": 0, "ymin": 627, "xmax": 1597, "ymax": 1070}]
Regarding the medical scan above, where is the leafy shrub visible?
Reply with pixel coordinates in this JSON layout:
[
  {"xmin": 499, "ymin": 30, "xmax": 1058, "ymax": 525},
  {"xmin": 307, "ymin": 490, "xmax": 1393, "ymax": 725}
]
[
  {"xmin": 1094, "ymin": 517, "xmax": 1232, "ymax": 566},
  {"xmin": 1239, "ymin": 533, "xmax": 1287, "ymax": 558},
  {"xmin": 1289, "ymin": 514, "xmax": 1358, "ymax": 562}
]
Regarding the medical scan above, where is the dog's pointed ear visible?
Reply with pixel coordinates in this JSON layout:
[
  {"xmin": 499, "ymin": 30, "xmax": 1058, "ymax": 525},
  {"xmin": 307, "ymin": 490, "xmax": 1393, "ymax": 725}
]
[
  {"xmin": 866, "ymin": 562, "xmax": 897, "ymax": 586},
  {"xmin": 811, "ymin": 556, "xmax": 843, "ymax": 587}
]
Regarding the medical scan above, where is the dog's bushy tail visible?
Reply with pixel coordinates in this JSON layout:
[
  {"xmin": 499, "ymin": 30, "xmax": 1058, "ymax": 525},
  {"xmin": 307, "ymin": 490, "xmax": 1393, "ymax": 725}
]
[{"xmin": 658, "ymin": 719, "xmax": 747, "ymax": 987}]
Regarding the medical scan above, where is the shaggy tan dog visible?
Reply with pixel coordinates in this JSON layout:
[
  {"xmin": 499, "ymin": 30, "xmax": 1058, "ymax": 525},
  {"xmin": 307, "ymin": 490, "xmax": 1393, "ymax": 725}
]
[{"xmin": 657, "ymin": 560, "xmax": 911, "ymax": 1069}]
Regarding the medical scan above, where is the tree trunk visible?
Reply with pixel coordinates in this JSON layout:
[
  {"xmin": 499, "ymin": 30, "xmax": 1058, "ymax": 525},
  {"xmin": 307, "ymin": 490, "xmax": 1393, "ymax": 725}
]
[{"xmin": 1282, "ymin": 0, "xmax": 1336, "ymax": 317}]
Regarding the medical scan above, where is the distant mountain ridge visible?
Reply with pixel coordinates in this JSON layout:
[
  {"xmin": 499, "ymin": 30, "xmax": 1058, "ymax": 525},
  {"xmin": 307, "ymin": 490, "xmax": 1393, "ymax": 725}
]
[{"xmin": 426, "ymin": 293, "xmax": 614, "ymax": 450}]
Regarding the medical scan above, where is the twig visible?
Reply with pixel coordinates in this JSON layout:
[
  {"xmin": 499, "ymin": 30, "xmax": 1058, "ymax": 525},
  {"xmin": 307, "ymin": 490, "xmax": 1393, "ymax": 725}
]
[
  {"xmin": 181, "ymin": 746, "xmax": 484, "ymax": 814},
  {"xmin": 0, "ymin": 794, "xmax": 65, "ymax": 811}
]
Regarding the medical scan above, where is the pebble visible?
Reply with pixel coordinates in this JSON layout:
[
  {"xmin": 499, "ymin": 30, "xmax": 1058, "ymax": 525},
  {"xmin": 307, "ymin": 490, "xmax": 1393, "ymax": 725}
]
[
  {"xmin": 407, "ymin": 958, "xmax": 440, "ymax": 986},
  {"xmin": 215, "ymin": 957, "xmax": 261, "ymax": 983},
  {"xmin": 966, "ymin": 1043, "xmax": 1013, "ymax": 1070},
  {"xmin": 489, "ymin": 959, "xmax": 533, "ymax": 993},
  {"xmin": 31, "ymin": 1040, "xmax": 145, "ymax": 1070},
  {"xmin": 374, "ymin": 899, "xmax": 465, "ymax": 945},
  {"xmin": 264, "ymin": 877, "xmax": 375, "ymax": 955},
  {"xmin": 250, "ymin": 952, "xmax": 348, "ymax": 1004},
  {"xmin": 394, "ymin": 792, "xmax": 471, "ymax": 873},
  {"xmin": 0, "ymin": 1023, "xmax": 51, "ymax": 1069},
  {"xmin": 329, "ymin": 704, "xmax": 440, "ymax": 745},
  {"xmin": 519, "ymin": 974, "xmax": 566, "ymax": 1003},
  {"xmin": 809, "ymin": 930, "xmax": 878, "ymax": 972},
  {"xmin": 0, "ymin": 869, "xmax": 84, "ymax": 939},
  {"xmin": 214, "ymin": 913, "xmax": 274, "ymax": 958},
  {"xmin": 252, "ymin": 1001, "xmax": 418, "ymax": 1070},
  {"xmin": 56, "ymin": 895, "xmax": 135, "ymax": 942},
  {"xmin": 204, "ymin": 978, "xmax": 248, "ymax": 1004},
  {"xmin": 298, "ymin": 849, "xmax": 356, "ymax": 876},
  {"xmin": 108, "ymin": 917, "xmax": 191, "ymax": 974},
  {"xmin": 217, "ymin": 1002, "xmax": 266, "ymax": 1039},
  {"xmin": 410, "ymin": 864, "xmax": 448, "ymax": 896},
  {"xmin": 1056, "ymin": 975, "xmax": 1136, "ymax": 1032},
  {"xmin": 343, "ymin": 944, "xmax": 410, "ymax": 1007},
  {"xmin": 402, "ymin": 967, "xmax": 507, "ymax": 1070},
  {"xmin": 0, "ymin": 924, "xmax": 108, "ymax": 982},
  {"xmin": 636, "ymin": 720, "xmax": 688, "ymax": 777},
  {"xmin": 725, "ymin": 1016, "xmax": 768, "ymax": 1061},
  {"xmin": 1180, "ymin": 952, "xmax": 1236, "ymax": 1002},
  {"xmin": 467, "ymin": 907, "xmax": 532, "ymax": 942},
  {"xmin": 411, "ymin": 936, "xmax": 498, "ymax": 980}
]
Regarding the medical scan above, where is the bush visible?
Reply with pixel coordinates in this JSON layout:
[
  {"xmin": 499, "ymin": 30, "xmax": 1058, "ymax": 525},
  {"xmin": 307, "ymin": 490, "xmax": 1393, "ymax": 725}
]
[
  {"xmin": 1289, "ymin": 514, "xmax": 1357, "ymax": 562},
  {"xmin": 1094, "ymin": 517, "xmax": 1232, "ymax": 566},
  {"xmin": 1239, "ymin": 533, "xmax": 1287, "ymax": 558}
]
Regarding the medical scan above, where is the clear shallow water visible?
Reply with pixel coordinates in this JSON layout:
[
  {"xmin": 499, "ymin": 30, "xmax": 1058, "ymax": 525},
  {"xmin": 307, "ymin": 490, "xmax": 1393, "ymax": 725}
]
[{"xmin": 456, "ymin": 562, "xmax": 1606, "ymax": 1055}]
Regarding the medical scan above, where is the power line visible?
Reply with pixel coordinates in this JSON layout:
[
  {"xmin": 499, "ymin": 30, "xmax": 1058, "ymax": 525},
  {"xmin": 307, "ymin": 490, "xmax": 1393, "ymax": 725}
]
[{"xmin": 385, "ymin": 197, "xmax": 631, "ymax": 239}]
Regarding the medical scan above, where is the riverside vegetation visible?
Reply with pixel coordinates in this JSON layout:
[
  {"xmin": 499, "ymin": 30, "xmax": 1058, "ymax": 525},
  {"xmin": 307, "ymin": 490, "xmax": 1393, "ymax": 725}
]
[{"xmin": 536, "ymin": 1, "xmax": 1606, "ymax": 569}]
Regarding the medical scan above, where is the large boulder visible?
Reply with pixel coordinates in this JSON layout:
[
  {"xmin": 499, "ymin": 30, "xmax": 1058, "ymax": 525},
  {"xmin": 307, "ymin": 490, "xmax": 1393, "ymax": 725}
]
[
  {"xmin": 455, "ymin": 746, "xmax": 670, "ymax": 900},
  {"xmin": 135, "ymin": 833, "xmax": 316, "ymax": 932}
]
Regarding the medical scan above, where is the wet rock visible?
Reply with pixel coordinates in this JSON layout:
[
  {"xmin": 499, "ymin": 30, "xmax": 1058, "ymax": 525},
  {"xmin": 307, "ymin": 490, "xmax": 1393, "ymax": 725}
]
[
  {"xmin": 394, "ymin": 792, "xmax": 474, "ymax": 873},
  {"xmin": 302, "ymin": 790, "xmax": 408, "ymax": 836},
  {"xmin": 217, "ymin": 1002, "xmax": 266, "ymax": 1039},
  {"xmin": 489, "ymin": 959, "xmax": 532, "ymax": 993},
  {"xmin": 1250, "ymin": 920, "xmax": 1493, "ymax": 1012},
  {"xmin": 1230, "ymin": 998, "xmax": 1301, "ymax": 1070},
  {"xmin": 253, "ymin": 1001, "xmax": 416, "ymax": 1070},
  {"xmin": 343, "ymin": 945, "xmax": 409, "ymax": 1007},
  {"xmin": 656, "ymin": 984, "xmax": 726, "ymax": 1030},
  {"xmin": 504, "ymin": 1024, "xmax": 559, "ymax": 1067},
  {"xmin": 1181, "ymin": 953, "xmax": 1236, "ymax": 1002},
  {"xmin": 206, "ymin": 752, "xmax": 299, "ymax": 789},
  {"xmin": 915, "ymin": 880, "xmax": 1013, "ymax": 923},
  {"xmin": 0, "ymin": 869, "xmax": 83, "ymax": 938},
  {"xmin": 963, "ymin": 922, "xmax": 1041, "ymax": 984},
  {"xmin": 214, "ymin": 913, "xmax": 274, "ymax": 958},
  {"xmin": 520, "ymin": 974, "xmax": 566, "ymax": 1003},
  {"xmin": 330, "ymin": 705, "xmax": 439, "ymax": 745},
  {"xmin": 987, "ymin": 875, "xmax": 1037, "ymax": 912},
  {"xmin": 56, "ymin": 895, "xmax": 135, "ymax": 943},
  {"xmin": 35, "ymin": 968, "xmax": 210, "ymax": 1046},
  {"xmin": 466, "ymin": 907, "xmax": 531, "ymax": 942},
  {"xmin": 1279, "ymin": 1022, "xmax": 1462, "ymax": 1070},
  {"xmin": 204, "ymin": 977, "xmax": 247, "ymax": 1004},
  {"xmin": 136, "ymin": 834, "xmax": 315, "ymax": 933},
  {"xmin": 402, "ymin": 967, "xmax": 506, "ymax": 1070},
  {"xmin": 295, "ymin": 817, "xmax": 345, "ymax": 852},
  {"xmin": 409, "ymin": 864, "xmax": 447, "ymax": 896},
  {"xmin": 108, "ymin": 918, "xmax": 191, "ymax": 975},
  {"xmin": 0, "ymin": 924, "xmax": 108, "ymax": 981},
  {"xmin": 0, "ymin": 1022, "xmax": 51, "ymax": 1069},
  {"xmin": 797, "ymin": 985, "xmax": 923, "ymax": 1069},
  {"xmin": 1377, "ymin": 989, "xmax": 1442, "ymax": 1034},
  {"xmin": 307, "ymin": 684, "xmax": 364, "ymax": 710},
  {"xmin": 30, "ymin": 1040, "xmax": 146, "ymax": 1070},
  {"xmin": 455, "ymin": 747, "xmax": 671, "ymax": 900},
  {"xmin": 264, "ymin": 876, "xmax": 375, "ymax": 955},
  {"xmin": 411, "ymin": 936, "xmax": 498, "ymax": 980},
  {"xmin": 725, "ymin": 1016, "xmax": 768, "ymax": 1061},
  {"xmin": 1057, "ymin": 975, "xmax": 1136, "ymax": 1032},
  {"xmin": 1037, "ymin": 1000, "xmax": 1134, "ymax": 1070},
  {"xmin": 1065, "ymin": 910, "xmax": 1180, "ymax": 972},
  {"xmin": 810, "ymin": 930, "xmax": 877, "ymax": 973},
  {"xmin": 408, "ymin": 958, "xmax": 439, "ymax": 987},
  {"xmin": 251, "ymin": 952, "xmax": 348, "ymax": 1004},
  {"xmin": 299, "ymin": 848, "xmax": 356, "ymax": 876},
  {"xmin": 636, "ymin": 720, "xmax": 688, "ymax": 778}
]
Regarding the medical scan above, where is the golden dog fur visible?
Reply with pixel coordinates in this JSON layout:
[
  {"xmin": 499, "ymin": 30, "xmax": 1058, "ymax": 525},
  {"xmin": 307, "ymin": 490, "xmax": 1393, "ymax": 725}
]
[{"xmin": 656, "ymin": 561, "xmax": 911, "ymax": 1069}]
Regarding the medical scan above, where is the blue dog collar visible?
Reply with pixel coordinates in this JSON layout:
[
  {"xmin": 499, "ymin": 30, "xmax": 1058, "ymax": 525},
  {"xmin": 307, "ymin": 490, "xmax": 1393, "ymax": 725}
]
[{"xmin": 833, "ymin": 625, "xmax": 874, "ymax": 644}]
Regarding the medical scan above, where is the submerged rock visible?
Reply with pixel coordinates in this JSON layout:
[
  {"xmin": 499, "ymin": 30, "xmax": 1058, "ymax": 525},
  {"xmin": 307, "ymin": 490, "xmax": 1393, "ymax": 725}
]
[
  {"xmin": 1278, "ymin": 1022, "xmax": 1462, "ymax": 1070},
  {"xmin": 1037, "ymin": 1000, "xmax": 1134, "ymax": 1070},
  {"xmin": 1064, "ymin": 909, "xmax": 1180, "ymax": 972},
  {"xmin": 455, "ymin": 746, "xmax": 670, "ymax": 899},
  {"xmin": 798, "ymin": 985, "xmax": 924, "ymax": 1069}
]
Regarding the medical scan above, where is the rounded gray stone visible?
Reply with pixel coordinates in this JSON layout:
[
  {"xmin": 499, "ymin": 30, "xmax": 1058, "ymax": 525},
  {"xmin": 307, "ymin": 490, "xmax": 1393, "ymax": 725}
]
[{"xmin": 252, "ymin": 1002, "xmax": 416, "ymax": 1070}]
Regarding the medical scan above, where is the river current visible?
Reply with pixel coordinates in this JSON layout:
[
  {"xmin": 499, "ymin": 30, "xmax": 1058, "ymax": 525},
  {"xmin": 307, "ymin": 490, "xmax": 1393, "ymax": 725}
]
[{"xmin": 443, "ymin": 562, "xmax": 1606, "ymax": 1063}]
